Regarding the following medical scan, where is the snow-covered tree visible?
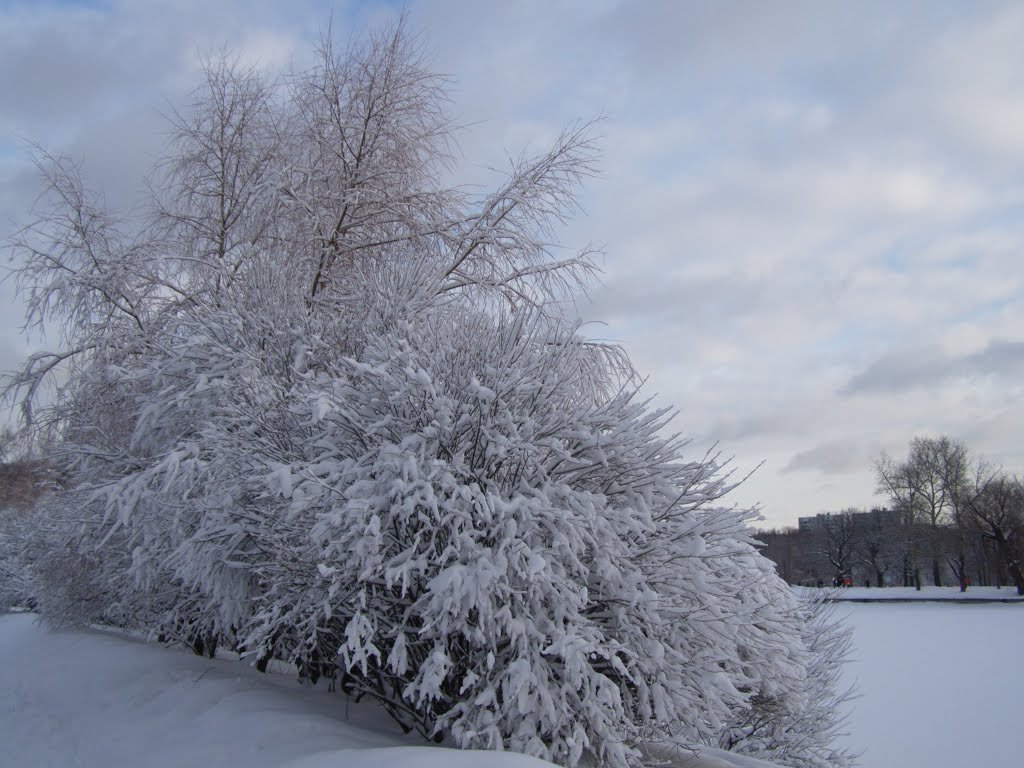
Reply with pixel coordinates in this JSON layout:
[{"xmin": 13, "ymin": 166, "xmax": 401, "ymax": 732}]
[
  {"xmin": 4, "ymin": 17, "xmax": 854, "ymax": 768},
  {"xmin": 0, "ymin": 455, "xmax": 47, "ymax": 612}
]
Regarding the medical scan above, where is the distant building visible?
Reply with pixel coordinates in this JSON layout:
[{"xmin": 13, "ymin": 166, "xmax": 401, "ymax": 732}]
[
  {"xmin": 858, "ymin": 507, "xmax": 902, "ymax": 529},
  {"xmin": 797, "ymin": 513, "xmax": 829, "ymax": 533},
  {"xmin": 798, "ymin": 507, "xmax": 901, "ymax": 533}
]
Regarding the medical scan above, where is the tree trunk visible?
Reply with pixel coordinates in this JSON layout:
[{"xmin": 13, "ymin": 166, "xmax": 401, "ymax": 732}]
[
  {"xmin": 1009, "ymin": 563, "xmax": 1024, "ymax": 596},
  {"xmin": 996, "ymin": 537, "xmax": 1024, "ymax": 596},
  {"xmin": 931, "ymin": 557, "xmax": 942, "ymax": 587}
]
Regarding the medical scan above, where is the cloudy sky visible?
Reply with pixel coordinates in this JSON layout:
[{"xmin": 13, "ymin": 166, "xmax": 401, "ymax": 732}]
[{"xmin": 2, "ymin": 0, "xmax": 1023, "ymax": 527}]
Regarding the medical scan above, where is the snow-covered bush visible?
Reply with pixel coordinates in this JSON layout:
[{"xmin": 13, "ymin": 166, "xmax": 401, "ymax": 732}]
[
  {"xmin": 0, "ymin": 505, "xmax": 39, "ymax": 612},
  {"xmin": 4, "ymin": 17, "xmax": 854, "ymax": 768},
  {"xmin": 716, "ymin": 591, "xmax": 855, "ymax": 768},
  {"xmin": 0, "ymin": 458, "xmax": 48, "ymax": 612}
]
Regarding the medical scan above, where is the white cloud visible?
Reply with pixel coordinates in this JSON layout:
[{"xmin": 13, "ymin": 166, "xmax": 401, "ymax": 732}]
[{"xmin": 3, "ymin": 0, "xmax": 1024, "ymax": 527}]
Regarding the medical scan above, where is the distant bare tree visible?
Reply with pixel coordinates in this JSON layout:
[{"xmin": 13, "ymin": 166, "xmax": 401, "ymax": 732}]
[
  {"xmin": 916, "ymin": 437, "xmax": 968, "ymax": 586},
  {"xmin": 931, "ymin": 439, "xmax": 973, "ymax": 591},
  {"xmin": 956, "ymin": 467, "xmax": 1024, "ymax": 595},
  {"xmin": 875, "ymin": 453, "xmax": 924, "ymax": 589},
  {"xmin": 855, "ymin": 513, "xmax": 899, "ymax": 588},
  {"xmin": 810, "ymin": 510, "xmax": 862, "ymax": 586},
  {"xmin": 875, "ymin": 437, "xmax": 968, "ymax": 588}
]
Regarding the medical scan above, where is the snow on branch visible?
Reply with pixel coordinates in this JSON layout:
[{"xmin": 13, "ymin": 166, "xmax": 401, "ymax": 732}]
[{"xmin": 2, "ymin": 17, "xmax": 854, "ymax": 768}]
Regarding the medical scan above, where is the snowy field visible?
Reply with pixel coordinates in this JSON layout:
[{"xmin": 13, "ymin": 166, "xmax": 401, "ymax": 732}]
[
  {"xmin": 0, "ymin": 612, "xmax": 773, "ymax": 768},
  {"xmin": 838, "ymin": 602, "xmax": 1024, "ymax": 768},
  {"xmin": 0, "ymin": 611, "xmax": 551, "ymax": 768},
  {"xmin": 4, "ymin": 604, "xmax": 1020, "ymax": 768}
]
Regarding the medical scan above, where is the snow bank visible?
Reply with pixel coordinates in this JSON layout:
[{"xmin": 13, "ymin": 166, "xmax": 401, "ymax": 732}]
[
  {"xmin": 0, "ymin": 613, "xmax": 547, "ymax": 768},
  {"xmin": 0, "ymin": 613, "xmax": 775, "ymax": 768},
  {"xmin": 795, "ymin": 585, "xmax": 1024, "ymax": 602}
]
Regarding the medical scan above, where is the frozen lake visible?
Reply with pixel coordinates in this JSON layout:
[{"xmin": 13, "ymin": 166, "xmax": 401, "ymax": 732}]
[{"xmin": 839, "ymin": 602, "xmax": 1024, "ymax": 768}]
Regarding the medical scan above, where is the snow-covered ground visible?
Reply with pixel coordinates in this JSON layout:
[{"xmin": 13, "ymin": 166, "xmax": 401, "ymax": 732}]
[
  {"xmin": 0, "ymin": 612, "xmax": 549, "ymax": 768},
  {"xmin": 6, "ymin": 602, "xmax": 1019, "ymax": 768},
  {"xmin": 838, "ymin": 602, "xmax": 1024, "ymax": 768},
  {"xmin": 0, "ymin": 612, "xmax": 774, "ymax": 768}
]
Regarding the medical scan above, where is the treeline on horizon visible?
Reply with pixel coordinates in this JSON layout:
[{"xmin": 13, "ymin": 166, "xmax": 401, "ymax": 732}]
[{"xmin": 759, "ymin": 436, "xmax": 1024, "ymax": 594}]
